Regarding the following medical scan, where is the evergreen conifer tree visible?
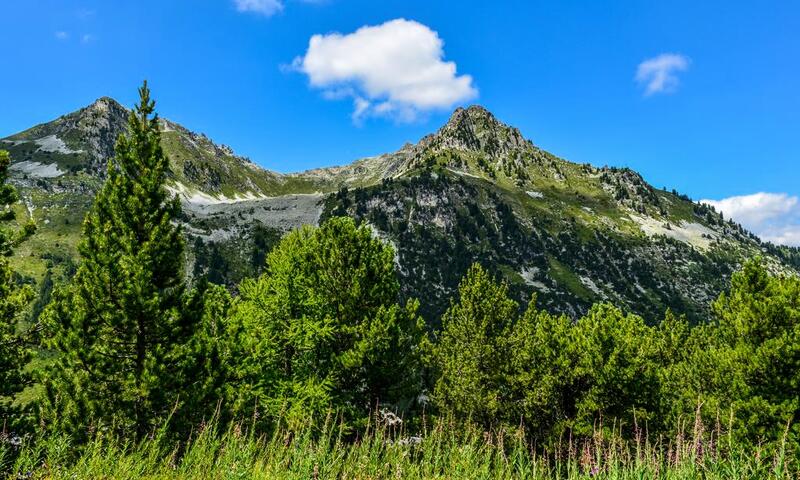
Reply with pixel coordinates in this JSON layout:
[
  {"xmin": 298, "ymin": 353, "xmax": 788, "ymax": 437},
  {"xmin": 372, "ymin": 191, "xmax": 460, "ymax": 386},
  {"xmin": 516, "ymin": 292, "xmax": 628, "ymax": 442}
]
[
  {"xmin": 506, "ymin": 297, "xmax": 581, "ymax": 440},
  {"xmin": 41, "ymin": 82, "xmax": 191, "ymax": 439},
  {"xmin": 0, "ymin": 150, "xmax": 35, "ymax": 429},
  {"xmin": 432, "ymin": 263, "xmax": 518, "ymax": 427},
  {"xmin": 570, "ymin": 304, "xmax": 660, "ymax": 436},
  {"xmin": 230, "ymin": 217, "xmax": 425, "ymax": 430},
  {"xmin": 710, "ymin": 259, "xmax": 799, "ymax": 446}
]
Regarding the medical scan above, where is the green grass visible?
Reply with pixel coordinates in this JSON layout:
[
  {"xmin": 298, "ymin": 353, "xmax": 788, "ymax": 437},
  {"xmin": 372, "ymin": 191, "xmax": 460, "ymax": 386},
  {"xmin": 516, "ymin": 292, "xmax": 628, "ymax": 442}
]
[
  {"xmin": 547, "ymin": 255, "xmax": 594, "ymax": 301},
  {"xmin": 6, "ymin": 173, "xmax": 100, "ymax": 282},
  {"xmin": 3, "ymin": 417, "xmax": 795, "ymax": 479},
  {"xmin": 160, "ymin": 130, "xmax": 350, "ymax": 197}
]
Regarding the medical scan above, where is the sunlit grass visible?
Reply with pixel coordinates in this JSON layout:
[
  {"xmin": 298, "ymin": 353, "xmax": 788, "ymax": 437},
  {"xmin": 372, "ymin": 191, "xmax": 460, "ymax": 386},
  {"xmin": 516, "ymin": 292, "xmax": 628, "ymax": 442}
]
[{"xmin": 3, "ymin": 414, "xmax": 795, "ymax": 479}]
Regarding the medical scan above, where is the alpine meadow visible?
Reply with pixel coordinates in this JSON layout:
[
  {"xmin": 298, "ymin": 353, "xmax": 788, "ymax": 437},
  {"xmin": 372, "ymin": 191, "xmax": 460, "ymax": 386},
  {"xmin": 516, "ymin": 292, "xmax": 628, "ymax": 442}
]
[{"xmin": 1, "ymin": 2, "xmax": 799, "ymax": 478}]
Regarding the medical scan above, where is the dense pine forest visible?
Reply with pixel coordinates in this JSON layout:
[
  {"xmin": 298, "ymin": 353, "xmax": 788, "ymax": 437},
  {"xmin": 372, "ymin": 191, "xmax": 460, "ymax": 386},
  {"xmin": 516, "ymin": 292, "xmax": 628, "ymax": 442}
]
[{"xmin": 1, "ymin": 85, "xmax": 798, "ymax": 478}]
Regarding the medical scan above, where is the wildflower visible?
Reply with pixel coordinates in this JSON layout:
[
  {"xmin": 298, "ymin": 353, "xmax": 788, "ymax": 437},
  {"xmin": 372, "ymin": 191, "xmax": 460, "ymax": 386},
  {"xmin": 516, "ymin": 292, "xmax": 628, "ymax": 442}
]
[
  {"xmin": 399, "ymin": 436, "xmax": 422, "ymax": 446},
  {"xmin": 380, "ymin": 409, "xmax": 403, "ymax": 427}
]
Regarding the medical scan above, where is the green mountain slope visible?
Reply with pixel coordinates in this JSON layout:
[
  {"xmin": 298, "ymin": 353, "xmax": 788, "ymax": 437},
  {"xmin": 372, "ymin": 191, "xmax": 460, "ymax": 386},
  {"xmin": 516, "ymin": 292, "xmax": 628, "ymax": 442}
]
[
  {"xmin": 317, "ymin": 106, "xmax": 800, "ymax": 322},
  {"xmin": 3, "ymin": 99, "xmax": 797, "ymax": 323}
]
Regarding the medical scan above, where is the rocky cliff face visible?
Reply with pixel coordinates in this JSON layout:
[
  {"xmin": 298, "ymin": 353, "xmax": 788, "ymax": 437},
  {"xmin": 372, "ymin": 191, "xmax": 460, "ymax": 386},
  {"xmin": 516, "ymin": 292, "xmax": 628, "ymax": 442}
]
[{"xmin": 3, "ymin": 100, "xmax": 798, "ymax": 324}]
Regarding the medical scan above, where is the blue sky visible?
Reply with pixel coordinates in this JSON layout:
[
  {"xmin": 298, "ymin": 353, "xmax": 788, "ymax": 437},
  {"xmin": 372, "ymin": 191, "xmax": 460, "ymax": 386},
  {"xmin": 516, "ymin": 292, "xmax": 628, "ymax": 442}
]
[{"xmin": 1, "ymin": 1, "xmax": 799, "ymax": 244}]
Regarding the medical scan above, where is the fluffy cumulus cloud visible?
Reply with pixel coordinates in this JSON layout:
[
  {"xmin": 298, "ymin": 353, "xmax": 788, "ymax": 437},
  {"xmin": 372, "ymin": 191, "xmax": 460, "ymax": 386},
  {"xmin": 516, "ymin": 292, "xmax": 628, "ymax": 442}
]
[
  {"xmin": 291, "ymin": 18, "xmax": 478, "ymax": 122},
  {"xmin": 701, "ymin": 192, "xmax": 800, "ymax": 246},
  {"xmin": 636, "ymin": 53, "xmax": 690, "ymax": 96},
  {"xmin": 233, "ymin": 0, "xmax": 283, "ymax": 16}
]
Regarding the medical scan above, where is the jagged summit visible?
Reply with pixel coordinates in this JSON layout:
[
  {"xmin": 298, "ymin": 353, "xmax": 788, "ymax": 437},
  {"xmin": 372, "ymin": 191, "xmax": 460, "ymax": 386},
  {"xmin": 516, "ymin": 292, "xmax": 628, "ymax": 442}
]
[
  {"xmin": 2, "ymin": 96, "xmax": 128, "ymax": 172},
  {"xmin": 0, "ymin": 97, "xmax": 290, "ymax": 196},
  {"xmin": 71, "ymin": 96, "xmax": 128, "ymax": 132},
  {"xmin": 444, "ymin": 105, "xmax": 510, "ymax": 132},
  {"xmin": 86, "ymin": 96, "xmax": 126, "ymax": 112},
  {"xmin": 446, "ymin": 104, "xmax": 496, "ymax": 124},
  {"xmin": 418, "ymin": 104, "xmax": 530, "ymax": 158}
]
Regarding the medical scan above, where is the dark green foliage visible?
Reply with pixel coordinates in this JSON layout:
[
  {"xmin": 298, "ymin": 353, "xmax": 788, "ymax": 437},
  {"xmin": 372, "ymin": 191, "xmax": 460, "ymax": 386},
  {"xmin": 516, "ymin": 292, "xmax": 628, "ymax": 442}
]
[
  {"xmin": 322, "ymin": 173, "xmax": 546, "ymax": 325},
  {"xmin": 570, "ymin": 304, "xmax": 661, "ymax": 435},
  {"xmin": 432, "ymin": 264, "xmax": 517, "ymax": 426},
  {"xmin": 322, "ymin": 172, "xmax": 739, "ymax": 326},
  {"xmin": 170, "ymin": 280, "xmax": 236, "ymax": 432},
  {"xmin": 0, "ymin": 150, "xmax": 35, "ymax": 429},
  {"xmin": 29, "ymin": 268, "xmax": 54, "ymax": 323},
  {"xmin": 229, "ymin": 217, "xmax": 426, "ymax": 430},
  {"xmin": 190, "ymin": 223, "xmax": 282, "ymax": 288},
  {"xmin": 506, "ymin": 301, "xmax": 583, "ymax": 440},
  {"xmin": 192, "ymin": 236, "xmax": 229, "ymax": 285},
  {"xmin": 249, "ymin": 223, "xmax": 280, "ymax": 270},
  {"xmin": 429, "ymin": 260, "xmax": 800, "ymax": 451},
  {"xmin": 39, "ymin": 83, "xmax": 223, "ymax": 440},
  {"xmin": 665, "ymin": 259, "xmax": 800, "ymax": 448},
  {"xmin": 433, "ymin": 265, "xmax": 663, "ymax": 442}
]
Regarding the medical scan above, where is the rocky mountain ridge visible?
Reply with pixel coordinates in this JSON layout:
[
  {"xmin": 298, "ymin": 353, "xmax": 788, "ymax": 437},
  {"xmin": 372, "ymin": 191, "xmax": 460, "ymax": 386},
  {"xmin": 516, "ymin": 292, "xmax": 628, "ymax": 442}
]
[{"xmin": 3, "ymin": 98, "xmax": 798, "ymax": 324}]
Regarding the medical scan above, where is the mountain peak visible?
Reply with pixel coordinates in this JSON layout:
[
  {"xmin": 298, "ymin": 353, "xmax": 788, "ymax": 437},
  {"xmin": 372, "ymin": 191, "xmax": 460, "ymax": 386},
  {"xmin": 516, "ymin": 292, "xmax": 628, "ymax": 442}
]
[
  {"xmin": 85, "ymin": 96, "xmax": 126, "ymax": 115},
  {"xmin": 90, "ymin": 96, "xmax": 120, "ymax": 106},
  {"xmin": 446, "ymin": 104, "xmax": 497, "ymax": 126},
  {"xmin": 420, "ymin": 105, "xmax": 530, "ymax": 158}
]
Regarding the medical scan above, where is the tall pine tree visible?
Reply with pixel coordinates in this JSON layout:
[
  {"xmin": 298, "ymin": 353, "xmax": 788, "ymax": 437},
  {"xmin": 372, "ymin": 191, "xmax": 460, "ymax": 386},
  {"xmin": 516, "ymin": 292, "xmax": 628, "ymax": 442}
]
[
  {"xmin": 0, "ymin": 150, "xmax": 35, "ymax": 430},
  {"xmin": 42, "ymin": 82, "xmax": 191, "ymax": 440},
  {"xmin": 432, "ymin": 263, "xmax": 518, "ymax": 428}
]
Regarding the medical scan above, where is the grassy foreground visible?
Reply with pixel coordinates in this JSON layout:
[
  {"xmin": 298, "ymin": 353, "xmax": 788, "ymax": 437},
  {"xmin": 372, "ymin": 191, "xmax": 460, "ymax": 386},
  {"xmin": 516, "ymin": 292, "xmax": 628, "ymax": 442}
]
[{"xmin": 2, "ymin": 417, "xmax": 796, "ymax": 479}]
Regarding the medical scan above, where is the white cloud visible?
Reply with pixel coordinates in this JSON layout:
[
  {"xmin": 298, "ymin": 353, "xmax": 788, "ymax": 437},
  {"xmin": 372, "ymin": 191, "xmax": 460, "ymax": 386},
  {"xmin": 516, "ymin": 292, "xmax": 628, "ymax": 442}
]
[
  {"xmin": 291, "ymin": 18, "xmax": 477, "ymax": 122},
  {"xmin": 760, "ymin": 227, "xmax": 800, "ymax": 247},
  {"xmin": 55, "ymin": 31, "xmax": 69, "ymax": 40},
  {"xmin": 233, "ymin": 0, "xmax": 283, "ymax": 16},
  {"xmin": 80, "ymin": 34, "xmax": 94, "ymax": 44},
  {"xmin": 636, "ymin": 53, "xmax": 690, "ymax": 96},
  {"xmin": 701, "ymin": 192, "xmax": 800, "ymax": 246},
  {"xmin": 76, "ymin": 8, "xmax": 96, "ymax": 20}
]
